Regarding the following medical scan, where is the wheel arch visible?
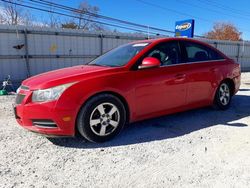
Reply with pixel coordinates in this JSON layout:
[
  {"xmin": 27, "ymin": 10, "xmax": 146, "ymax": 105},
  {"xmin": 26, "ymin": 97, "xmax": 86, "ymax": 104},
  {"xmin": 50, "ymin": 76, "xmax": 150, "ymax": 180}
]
[
  {"xmin": 221, "ymin": 78, "xmax": 235, "ymax": 96},
  {"xmin": 213, "ymin": 78, "xmax": 235, "ymax": 102},
  {"xmin": 75, "ymin": 91, "xmax": 130, "ymax": 134}
]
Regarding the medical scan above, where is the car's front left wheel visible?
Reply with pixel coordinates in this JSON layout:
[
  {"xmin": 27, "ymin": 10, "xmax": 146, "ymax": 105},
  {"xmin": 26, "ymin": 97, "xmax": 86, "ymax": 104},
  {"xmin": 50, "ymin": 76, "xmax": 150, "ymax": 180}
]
[{"xmin": 77, "ymin": 94, "xmax": 126, "ymax": 143}]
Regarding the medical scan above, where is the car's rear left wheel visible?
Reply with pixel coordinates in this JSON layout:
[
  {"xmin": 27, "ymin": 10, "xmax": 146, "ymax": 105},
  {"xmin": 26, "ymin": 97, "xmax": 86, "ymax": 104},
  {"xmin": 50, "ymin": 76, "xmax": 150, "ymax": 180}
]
[
  {"xmin": 77, "ymin": 94, "xmax": 126, "ymax": 143},
  {"xmin": 214, "ymin": 82, "xmax": 232, "ymax": 110}
]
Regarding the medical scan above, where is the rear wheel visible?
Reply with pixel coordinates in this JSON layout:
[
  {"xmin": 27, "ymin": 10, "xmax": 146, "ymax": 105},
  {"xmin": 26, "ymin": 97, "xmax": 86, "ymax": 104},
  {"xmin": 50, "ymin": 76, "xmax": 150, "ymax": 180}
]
[
  {"xmin": 77, "ymin": 94, "xmax": 126, "ymax": 142},
  {"xmin": 214, "ymin": 82, "xmax": 232, "ymax": 110}
]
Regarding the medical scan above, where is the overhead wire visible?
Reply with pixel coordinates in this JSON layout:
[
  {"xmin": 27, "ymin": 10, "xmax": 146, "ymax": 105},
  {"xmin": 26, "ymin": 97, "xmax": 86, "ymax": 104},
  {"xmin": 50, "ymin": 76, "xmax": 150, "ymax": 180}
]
[
  {"xmin": 0, "ymin": 0, "xmax": 169, "ymax": 36},
  {"xmin": 32, "ymin": 0, "xmax": 205, "ymax": 37},
  {"xmin": 197, "ymin": 0, "xmax": 250, "ymax": 17},
  {"xmin": 176, "ymin": 0, "xmax": 250, "ymax": 21},
  {"xmin": 31, "ymin": 0, "xmax": 175, "ymax": 35},
  {"xmin": 135, "ymin": 0, "xmax": 211, "ymax": 23},
  {"xmin": 3, "ymin": 0, "xmax": 245, "ymax": 37},
  {"xmin": 135, "ymin": 0, "xmax": 250, "ymax": 34}
]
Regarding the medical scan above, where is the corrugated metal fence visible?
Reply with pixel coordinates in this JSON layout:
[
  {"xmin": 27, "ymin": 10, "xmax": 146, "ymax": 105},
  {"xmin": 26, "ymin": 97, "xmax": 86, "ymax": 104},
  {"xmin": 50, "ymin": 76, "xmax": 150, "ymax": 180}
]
[{"xmin": 0, "ymin": 24, "xmax": 249, "ymax": 87}]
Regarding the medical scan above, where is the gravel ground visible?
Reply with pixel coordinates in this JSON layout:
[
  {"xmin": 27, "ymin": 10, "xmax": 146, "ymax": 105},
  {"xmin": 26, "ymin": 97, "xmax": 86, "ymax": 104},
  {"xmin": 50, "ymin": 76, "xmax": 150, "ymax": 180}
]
[{"xmin": 1, "ymin": 73, "xmax": 250, "ymax": 188}]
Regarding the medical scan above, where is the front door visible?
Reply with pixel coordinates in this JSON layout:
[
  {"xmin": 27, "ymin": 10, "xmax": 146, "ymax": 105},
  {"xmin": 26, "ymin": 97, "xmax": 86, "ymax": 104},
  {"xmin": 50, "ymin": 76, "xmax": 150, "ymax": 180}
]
[{"xmin": 134, "ymin": 41, "xmax": 188, "ymax": 118}]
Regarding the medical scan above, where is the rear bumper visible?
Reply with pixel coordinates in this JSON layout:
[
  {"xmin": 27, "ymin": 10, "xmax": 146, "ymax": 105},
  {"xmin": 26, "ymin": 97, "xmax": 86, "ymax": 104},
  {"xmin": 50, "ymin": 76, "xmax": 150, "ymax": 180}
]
[
  {"xmin": 233, "ymin": 74, "xmax": 241, "ymax": 94},
  {"xmin": 14, "ymin": 90, "xmax": 76, "ymax": 137}
]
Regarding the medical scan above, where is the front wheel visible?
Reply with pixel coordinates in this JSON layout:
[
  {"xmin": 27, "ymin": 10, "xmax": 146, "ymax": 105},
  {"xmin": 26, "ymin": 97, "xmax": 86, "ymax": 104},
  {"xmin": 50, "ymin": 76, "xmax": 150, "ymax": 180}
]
[
  {"xmin": 77, "ymin": 94, "xmax": 126, "ymax": 143},
  {"xmin": 214, "ymin": 82, "xmax": 232, "ymax": 110}
]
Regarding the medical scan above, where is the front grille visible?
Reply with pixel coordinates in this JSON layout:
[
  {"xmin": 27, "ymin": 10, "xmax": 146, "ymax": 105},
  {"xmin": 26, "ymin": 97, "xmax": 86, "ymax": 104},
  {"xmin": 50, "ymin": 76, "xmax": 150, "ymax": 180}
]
[
  {"xmin": 16, "ymin": 94, "xmax": 26, "ymax": 104},
  {"xmin": 32, "ymin": 119, "xmax": 57, "ymax": 128}
]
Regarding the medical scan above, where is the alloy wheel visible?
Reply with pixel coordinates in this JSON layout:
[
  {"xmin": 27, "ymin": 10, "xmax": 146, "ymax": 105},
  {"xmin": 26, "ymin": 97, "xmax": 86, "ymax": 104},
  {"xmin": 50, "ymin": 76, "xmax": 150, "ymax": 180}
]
[
  {"xmin": 89, "ymin": 103, "xmax": 120, "ymax": 136},
  {"xmin": 219, "ymin": 83, "xmax": 230, "ymax": 106}
]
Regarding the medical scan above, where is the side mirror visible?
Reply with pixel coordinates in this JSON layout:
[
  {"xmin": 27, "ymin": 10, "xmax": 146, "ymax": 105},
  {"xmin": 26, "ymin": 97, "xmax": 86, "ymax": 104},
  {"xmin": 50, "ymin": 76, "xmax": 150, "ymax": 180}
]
[{"xmin": 138, "ymin": 57, "xmax": 161, "ymax": 70}]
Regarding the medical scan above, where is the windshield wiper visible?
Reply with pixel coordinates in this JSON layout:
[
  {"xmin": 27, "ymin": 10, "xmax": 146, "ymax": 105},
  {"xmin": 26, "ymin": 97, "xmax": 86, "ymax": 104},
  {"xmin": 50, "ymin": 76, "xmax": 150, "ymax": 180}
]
[
  {"xmin": 87, "ymin": 63, "xmax": 110, "ymax": 67},
  {"xmin": 87, "ymin": 63, "xmax": 118, "ymax": 67}
]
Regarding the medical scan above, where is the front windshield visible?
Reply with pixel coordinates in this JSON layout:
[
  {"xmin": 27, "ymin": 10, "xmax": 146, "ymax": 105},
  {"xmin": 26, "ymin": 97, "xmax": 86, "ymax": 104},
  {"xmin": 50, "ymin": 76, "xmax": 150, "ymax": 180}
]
[{"xmin": 88, "ymin": 42, "xmax": 150, "ymax": 67}]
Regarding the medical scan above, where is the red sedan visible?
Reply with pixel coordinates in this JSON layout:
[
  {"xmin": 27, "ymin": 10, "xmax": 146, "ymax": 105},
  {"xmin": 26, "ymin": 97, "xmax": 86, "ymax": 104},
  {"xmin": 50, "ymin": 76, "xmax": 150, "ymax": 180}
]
[{"xmin": 14, "ymin": 38, "xmax": 241, "ymax": 142}]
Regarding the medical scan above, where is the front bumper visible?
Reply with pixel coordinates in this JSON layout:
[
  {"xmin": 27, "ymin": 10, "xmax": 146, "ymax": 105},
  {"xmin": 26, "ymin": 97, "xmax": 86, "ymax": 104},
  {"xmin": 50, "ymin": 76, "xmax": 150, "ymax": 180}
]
[{"xmin": 14, "ymin": 89, "xmax": 76, "ymax": 136}]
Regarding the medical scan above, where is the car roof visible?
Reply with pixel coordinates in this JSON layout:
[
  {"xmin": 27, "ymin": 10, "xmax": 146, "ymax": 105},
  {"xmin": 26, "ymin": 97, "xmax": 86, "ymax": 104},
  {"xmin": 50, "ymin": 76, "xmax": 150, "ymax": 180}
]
[
  {"xmin": 130, "ymin": 37, "xmax": 206, "ymax": 44},
  {"xmin": 130, "ymin": 37, "xmax": 222, "ymax": 53},
  {"xmin": 125, "ymin": 37, "xmax": 228, "ymax": 69}
]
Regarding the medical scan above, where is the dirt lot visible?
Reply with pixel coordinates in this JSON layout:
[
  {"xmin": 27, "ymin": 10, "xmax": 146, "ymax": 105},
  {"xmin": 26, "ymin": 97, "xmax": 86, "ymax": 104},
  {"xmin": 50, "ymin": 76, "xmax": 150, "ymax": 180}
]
[{"xmin": 0, "ymin": 73, "xmax": 250, "ymax": 188}]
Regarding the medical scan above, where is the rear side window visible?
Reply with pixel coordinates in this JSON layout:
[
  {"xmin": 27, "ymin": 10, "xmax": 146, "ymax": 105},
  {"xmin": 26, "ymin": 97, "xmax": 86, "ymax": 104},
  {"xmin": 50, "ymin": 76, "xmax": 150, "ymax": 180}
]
[{"xmin": 183, "ymin": 41, "xmax": 224, "ymax": 62}]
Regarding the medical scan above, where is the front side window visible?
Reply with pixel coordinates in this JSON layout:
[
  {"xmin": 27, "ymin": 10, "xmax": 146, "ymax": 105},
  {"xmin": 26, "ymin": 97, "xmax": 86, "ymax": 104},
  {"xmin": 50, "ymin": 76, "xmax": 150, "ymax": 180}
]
[
  {"xmin": 146, "ymin": 41, "xmax": 181, "ymax": 66},
  {"xmin": 89, "ymin": 42, "xmax": 150, "ymax": 67},
  {"xmin": 183, "ymin": 41, "xmax": 224, "ymax": 63}
]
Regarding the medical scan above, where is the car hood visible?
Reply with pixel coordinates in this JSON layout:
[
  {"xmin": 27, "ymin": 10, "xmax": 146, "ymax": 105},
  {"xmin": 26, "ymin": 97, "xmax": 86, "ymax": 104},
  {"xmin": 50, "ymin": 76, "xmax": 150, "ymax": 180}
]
[{"xmin": 22, "ymin": 65, "xmax": 113, "ymax": 90}]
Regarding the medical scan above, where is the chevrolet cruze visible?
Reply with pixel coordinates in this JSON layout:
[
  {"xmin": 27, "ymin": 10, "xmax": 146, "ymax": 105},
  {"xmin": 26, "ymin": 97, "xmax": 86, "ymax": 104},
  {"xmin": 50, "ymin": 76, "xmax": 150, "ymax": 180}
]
[{"xmin": 14, "ymin": 38, "xmax": 241, "ymax": 142}]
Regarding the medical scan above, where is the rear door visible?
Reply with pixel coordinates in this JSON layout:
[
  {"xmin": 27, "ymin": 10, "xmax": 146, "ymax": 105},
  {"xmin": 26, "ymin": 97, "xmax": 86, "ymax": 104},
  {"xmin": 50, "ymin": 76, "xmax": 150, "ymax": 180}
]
[{"xmin": 180, "ymin": 41, "xmax": 226, "ymax": 105}]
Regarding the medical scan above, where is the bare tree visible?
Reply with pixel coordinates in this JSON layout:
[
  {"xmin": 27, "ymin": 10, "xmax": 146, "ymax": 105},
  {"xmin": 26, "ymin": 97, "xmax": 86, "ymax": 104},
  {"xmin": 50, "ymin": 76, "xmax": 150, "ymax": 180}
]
[
  {"xmin": 74, "ymin": 1, "xmax": 104, "ymax": 31},
  {"xmin": 0, "ymin": 13, "xmax": 6, "ymax": 24},
  {"xmin": 48, "ymin": 13, "xmax": 61, "ymax": 28},
  {"xmin": 22, "ymin": 10, "xmax": 36, "ymax": 26},
  {"xmin": 60, "ymin": 1, "xmax": 107, "ymax": 31},
  {"xmin": 42, "ymin": 1, "xmax": 61, "ymax": 28},
  {"xmin": 2, "ymin": 0, "xmax": 23, "ymax": 25},
  {"xmin": 0, "ymin": 0, "xmax": 35, "ymax": 26}
]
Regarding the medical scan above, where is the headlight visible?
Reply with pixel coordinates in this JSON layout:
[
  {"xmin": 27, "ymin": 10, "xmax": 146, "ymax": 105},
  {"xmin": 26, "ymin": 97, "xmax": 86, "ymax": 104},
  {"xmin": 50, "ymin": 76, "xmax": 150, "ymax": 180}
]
[
  {"xmin": 32, "ymin": 83, "xmax": 75, "ymax": 102},
  {"xmin": 16, "ymin": 87, "xmax": 20, "ymax": 94}
]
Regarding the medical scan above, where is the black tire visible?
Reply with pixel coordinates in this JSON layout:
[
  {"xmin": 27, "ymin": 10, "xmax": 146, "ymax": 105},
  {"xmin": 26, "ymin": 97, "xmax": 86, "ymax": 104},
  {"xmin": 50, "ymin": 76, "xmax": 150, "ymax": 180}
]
[
  {"xmin": 213, "ymin": 81, "xmax": 232, "ymax": 110},
  {"xmin": 77, "ymin": 94, "xmax": 126, "ymax": 143}
]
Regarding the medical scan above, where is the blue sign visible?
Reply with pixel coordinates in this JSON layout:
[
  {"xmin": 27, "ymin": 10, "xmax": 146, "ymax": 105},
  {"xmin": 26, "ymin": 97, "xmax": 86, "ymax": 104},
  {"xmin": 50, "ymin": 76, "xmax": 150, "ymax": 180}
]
[{"xmin": 175, "ymin": 19, "xmax": 195, "ymax": 38}]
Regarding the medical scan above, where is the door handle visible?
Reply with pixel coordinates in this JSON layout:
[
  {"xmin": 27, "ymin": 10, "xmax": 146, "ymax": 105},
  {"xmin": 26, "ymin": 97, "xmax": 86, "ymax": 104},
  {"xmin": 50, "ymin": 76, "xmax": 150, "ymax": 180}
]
[
  {"xmin": 210, "ymin": 68, "xmax": 218, "ymax": 72},
  {"xmin": 175, "ymin": 74, "xmax": 186, "ymax": 81},
  {"xmin": 175, "ymin": 74, "xmax": 186, "ymax": 79}
]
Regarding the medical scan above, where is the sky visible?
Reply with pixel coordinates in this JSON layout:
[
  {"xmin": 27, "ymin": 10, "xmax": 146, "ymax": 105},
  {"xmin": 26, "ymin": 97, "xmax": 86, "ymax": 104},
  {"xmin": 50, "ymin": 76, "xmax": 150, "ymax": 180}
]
[
  {"xmin": 62, "ymin": 0, "xmax": 250, "ymax": 39},
  {"xmin": 1, "ymin": 0, "xmax": 250, "ymax": 39}
]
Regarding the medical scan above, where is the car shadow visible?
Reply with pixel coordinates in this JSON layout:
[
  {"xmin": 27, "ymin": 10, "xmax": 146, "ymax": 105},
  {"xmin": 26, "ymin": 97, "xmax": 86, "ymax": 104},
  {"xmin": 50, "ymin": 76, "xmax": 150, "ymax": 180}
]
[
  {"xmin": 239, "ymin": 88, "xmax": 250, "ymax": 91},
  {"xmin": 47, "ymin": 94, "xmax": 250, "ymax": 149}
]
